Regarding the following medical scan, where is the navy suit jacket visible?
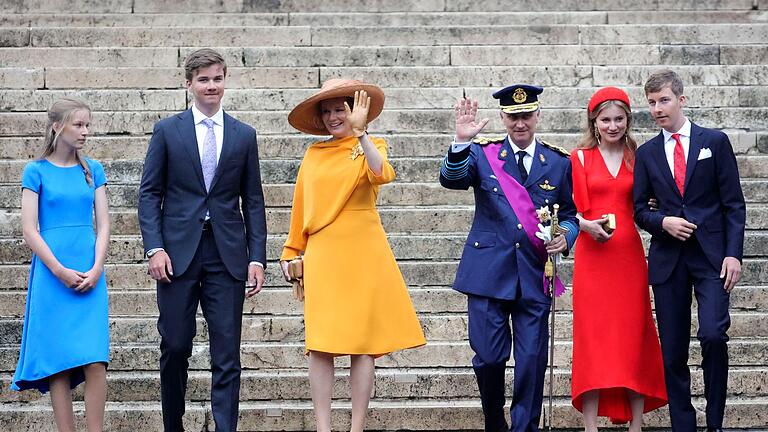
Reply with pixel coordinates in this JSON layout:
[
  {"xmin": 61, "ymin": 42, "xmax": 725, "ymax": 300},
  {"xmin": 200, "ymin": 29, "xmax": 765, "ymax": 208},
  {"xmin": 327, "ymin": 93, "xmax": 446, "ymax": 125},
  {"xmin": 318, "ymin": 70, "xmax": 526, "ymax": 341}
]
[
  {"xmin": 633, "ymin": 122, "xmax": 745, "ymax": 285},
  {"xmin": 440, "ymin": 137, "xmax": 578, "ymax": 301},
  {"xmin": 138, "ymin": 109, "xmax": 267, "ymax": 280}
]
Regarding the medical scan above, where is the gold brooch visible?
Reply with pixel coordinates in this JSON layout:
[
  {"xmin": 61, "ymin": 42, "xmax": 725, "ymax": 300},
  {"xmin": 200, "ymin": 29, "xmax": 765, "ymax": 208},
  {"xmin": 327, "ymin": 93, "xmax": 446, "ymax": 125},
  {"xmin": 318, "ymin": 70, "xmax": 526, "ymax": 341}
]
[
  {"xmin": 500, "ymin": 149, "xmax": 508, "ymax": 158},
  {"xmin": 350, "ymin": 143, "xmax": 364, "ymax": 160},
  {"xmin": 539, "ymin": 179, "xmax": 556, "ymax": 191},
  {"xmin": 539, "ymin": 153, "xmax": 546, "ymax": 163}
]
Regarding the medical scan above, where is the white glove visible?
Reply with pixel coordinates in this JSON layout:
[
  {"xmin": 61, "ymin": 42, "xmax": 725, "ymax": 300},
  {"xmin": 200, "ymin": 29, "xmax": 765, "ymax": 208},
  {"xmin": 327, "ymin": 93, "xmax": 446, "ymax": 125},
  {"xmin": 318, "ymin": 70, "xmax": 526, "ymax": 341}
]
[{"xmin": 535, "ymin": 223, "xmax": 552, "ymax": 244}]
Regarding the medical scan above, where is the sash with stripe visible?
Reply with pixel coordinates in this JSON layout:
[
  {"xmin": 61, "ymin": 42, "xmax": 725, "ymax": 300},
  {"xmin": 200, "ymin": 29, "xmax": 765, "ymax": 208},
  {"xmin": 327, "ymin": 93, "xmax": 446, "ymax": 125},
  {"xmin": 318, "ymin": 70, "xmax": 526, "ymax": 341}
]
[{"xmin": 481, "ymin": 143, "xmax": 565, "ymax": 297}]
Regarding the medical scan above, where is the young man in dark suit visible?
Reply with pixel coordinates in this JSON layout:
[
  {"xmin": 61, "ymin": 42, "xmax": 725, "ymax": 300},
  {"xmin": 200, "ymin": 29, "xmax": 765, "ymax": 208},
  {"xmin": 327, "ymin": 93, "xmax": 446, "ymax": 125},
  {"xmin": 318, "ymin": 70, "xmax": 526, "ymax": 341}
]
[
  {"xmin": 633, "ymin": 69, "xmax": 746, "ymax": 432},
  {"xmin": 138, "ymin": 48, "xmax": 267, "ymax": 432}
]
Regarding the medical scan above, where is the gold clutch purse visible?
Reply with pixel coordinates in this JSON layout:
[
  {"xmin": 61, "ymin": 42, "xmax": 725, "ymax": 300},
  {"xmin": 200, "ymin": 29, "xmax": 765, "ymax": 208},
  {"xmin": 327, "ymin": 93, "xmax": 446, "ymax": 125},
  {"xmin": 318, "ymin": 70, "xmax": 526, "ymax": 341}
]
[
  {"xmin": 287, "ymin": 257, "xmax": 304, "ymax": 301},
  {"xmin": 601, "ymin": 213, "xmax": 616, "ymax": 234}
]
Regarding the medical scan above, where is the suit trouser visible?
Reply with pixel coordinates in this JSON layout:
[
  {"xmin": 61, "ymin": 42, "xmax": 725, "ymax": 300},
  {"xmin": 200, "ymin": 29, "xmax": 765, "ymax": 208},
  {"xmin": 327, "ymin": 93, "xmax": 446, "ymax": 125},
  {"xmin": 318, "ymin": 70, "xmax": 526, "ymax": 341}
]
[
  {"xmin": 652, "ymin": 239, "xmax": 730, "ymax": 431},
  {"xmin": 468, "ymin": 293, "xmax": 550, "ymax": 432},
  {"xmin": 157, "ymin": 228, "xmax": 245, "ymax": 432}
]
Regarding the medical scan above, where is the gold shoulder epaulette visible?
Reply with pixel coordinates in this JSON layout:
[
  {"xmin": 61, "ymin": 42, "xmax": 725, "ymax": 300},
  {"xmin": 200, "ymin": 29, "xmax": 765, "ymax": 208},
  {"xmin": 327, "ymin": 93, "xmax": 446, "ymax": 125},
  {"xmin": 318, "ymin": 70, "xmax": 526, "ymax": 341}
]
[
  {"xmin": 472, "ymin": 135, "xmax": 505, "ymax": 146},
  {"xmin": 539, "ymin": 139, "xmax": 569, "ymax": 157}
]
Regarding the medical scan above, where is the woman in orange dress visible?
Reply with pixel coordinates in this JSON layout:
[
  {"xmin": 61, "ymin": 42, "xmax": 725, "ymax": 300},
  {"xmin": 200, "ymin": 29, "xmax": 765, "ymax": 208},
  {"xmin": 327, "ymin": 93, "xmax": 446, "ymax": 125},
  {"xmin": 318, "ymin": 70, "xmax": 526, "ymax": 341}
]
[
  {"xmin": 280, "ymin": 79, "xmax": 426, "ymax": 432},
  {"xmin": 570, "ymin": 87, "xmax": 667, "ymax": 431}
]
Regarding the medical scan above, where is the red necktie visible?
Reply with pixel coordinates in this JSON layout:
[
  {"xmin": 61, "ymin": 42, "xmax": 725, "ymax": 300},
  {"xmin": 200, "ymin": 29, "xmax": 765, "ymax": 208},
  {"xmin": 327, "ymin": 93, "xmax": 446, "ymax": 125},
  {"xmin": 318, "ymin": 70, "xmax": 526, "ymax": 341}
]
[{"xmin": 672, "ymin": 133, "xmax": 686, "ymax": 195}]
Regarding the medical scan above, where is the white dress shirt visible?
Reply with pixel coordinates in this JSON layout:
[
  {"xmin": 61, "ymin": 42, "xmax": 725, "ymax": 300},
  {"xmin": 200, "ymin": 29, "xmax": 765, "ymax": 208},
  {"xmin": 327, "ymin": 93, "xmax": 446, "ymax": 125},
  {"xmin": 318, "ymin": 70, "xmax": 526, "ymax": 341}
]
[
  {"xmin": 508, "ymin": 137, "xmax": 536, "ymax": 174},
  {"xmin": 192, "ymin": 104, "xmax": 224, "ymax": 164},
  {"xmin": 662, "ymin": 118, "xmax": 691, "ymax": 179}
]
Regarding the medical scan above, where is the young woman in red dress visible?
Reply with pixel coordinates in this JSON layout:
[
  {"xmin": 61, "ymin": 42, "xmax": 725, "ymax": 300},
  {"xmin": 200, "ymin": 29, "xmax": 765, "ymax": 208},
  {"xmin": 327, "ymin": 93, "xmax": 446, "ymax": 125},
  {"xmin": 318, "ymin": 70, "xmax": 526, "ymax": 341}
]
[{"xmin": 570, "ymin": 87, "xmax": 667, "ymax": 431}]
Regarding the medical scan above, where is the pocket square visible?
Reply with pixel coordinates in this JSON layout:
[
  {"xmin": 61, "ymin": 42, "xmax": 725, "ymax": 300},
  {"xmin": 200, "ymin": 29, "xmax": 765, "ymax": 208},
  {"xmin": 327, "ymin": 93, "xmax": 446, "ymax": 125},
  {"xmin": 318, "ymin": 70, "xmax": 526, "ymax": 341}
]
[{"xmin": 698, "ymin": 147, "xmax": 712, "ymax": 160}]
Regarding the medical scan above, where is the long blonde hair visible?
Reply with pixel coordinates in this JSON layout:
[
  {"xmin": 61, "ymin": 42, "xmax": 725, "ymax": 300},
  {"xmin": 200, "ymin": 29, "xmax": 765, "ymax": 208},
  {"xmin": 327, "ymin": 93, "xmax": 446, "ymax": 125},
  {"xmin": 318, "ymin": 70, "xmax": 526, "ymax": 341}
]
[
  {"xmin": 41, "ymin": 98, "xmax": 93, "ymax": 186},
  {"xmin": 577, "ymin": 99, "xmax": 637, "ymax": 169}
]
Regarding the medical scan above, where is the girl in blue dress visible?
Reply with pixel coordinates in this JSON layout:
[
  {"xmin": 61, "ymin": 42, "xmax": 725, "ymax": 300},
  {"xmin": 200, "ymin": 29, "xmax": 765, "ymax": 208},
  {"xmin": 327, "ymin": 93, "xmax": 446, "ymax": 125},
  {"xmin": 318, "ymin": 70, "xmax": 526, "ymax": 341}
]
[{"xmin": 12, "ymin": 98, "xmax": 110, "ymax": 432}]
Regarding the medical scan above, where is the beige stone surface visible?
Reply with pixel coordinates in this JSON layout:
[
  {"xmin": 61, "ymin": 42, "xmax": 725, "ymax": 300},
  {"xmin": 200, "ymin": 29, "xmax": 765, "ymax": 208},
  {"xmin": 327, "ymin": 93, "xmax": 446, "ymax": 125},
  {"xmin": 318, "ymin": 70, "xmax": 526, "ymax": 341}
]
[
  {"xmin": 31, "ymin": 27, "xmax": 310, "ymax": 48},
  {"xmin": 311, "ymin": 26, "xmax": 579, "ymax": 47},
  {"xmin": 0, "ymin": 47, "xmax": 178, "ymax": 68},
  {"xmin": 0, "ymin": 13, "xmax": 287, "ymax": 27},
  {"xmin": 0, "ymin": 68, "xmax": 43, "ymax": 89}
]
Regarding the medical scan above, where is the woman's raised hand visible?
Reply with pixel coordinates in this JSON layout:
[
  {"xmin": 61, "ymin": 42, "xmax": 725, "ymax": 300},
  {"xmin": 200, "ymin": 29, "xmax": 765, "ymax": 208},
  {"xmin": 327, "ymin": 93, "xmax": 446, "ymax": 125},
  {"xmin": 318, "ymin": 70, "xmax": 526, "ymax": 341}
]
[
  {"xmin": 455, "ymin": 98, "xmax": 489, "ymax": 142},
  {"xmin": 344, "ymin": 90, "xmax": 371, "ymax": 137}
]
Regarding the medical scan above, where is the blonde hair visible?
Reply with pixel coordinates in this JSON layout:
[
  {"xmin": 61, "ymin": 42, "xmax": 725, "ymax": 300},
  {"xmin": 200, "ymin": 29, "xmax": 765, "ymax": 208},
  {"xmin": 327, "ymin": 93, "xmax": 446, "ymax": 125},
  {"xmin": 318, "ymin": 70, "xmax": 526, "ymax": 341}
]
[
  {"xmin": 577, "ymin": 99, "xmax": 637, "ymax": 169},
  {"xmin": 41, "ymin": 98, "xmax": 93, "ymax": 186}
]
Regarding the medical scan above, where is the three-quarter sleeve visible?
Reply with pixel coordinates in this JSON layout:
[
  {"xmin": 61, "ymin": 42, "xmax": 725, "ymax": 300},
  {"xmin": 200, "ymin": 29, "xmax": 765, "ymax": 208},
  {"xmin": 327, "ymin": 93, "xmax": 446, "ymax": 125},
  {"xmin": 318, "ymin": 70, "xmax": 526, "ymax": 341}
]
[
  {"xmin": 21, "ymin": 162, "xmax": 41, "ymax": 193},
  {"xmin": 366, "ymin": 138, "xmax": 395, "ymax": 185},
  {"xmin": 280, "ymin": 163, "xmax": 309, "ymax": 261},
  {"xmin": 570, "ymin": 148, "xmax": 590, "ymax": 214}
]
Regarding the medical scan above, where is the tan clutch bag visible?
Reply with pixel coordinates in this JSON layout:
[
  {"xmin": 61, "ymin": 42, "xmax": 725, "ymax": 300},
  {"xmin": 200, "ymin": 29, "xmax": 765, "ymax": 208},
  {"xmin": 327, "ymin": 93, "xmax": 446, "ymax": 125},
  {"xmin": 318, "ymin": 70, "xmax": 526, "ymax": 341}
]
[
  {"xmin": 601, "ymin": 213, "xmax": 616, "ymax": 234},
  {"xmin": 287, "ymin": 257, "xmax": 304, "ymax": 301}
]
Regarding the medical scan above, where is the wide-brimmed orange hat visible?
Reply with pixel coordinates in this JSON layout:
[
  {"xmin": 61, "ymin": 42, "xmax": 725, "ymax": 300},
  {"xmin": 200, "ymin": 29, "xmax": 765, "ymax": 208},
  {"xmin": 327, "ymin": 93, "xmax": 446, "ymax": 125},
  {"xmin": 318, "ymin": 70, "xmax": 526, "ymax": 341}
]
[{"xmin": 288, "ymin": 78, "xmax": 385, "ymax": 135}]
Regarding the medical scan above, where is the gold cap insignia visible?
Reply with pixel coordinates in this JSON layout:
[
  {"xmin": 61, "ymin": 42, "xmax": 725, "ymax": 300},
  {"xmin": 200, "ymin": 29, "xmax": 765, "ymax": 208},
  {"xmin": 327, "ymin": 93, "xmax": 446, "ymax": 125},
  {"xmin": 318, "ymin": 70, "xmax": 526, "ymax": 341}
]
[
  {"xmin": 500, "ymin": 149, "xmax": 508, "ymax": 158},
  {"xmin": 513, "ymin": 88, "xmax": 527, "ymax": 103}
]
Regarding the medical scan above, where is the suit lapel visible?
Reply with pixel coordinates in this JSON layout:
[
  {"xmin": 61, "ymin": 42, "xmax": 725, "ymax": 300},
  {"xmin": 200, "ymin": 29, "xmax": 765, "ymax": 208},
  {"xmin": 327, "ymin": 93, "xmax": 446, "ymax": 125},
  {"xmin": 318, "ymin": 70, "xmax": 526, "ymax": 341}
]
[
  {"xmin": 683, "ymin": 122, "xmax": 704, "ymax": 194},
  {"xmin": 176, "ymin": 109, "xmax": 206, "ymax": 191},
  {"xmin": 208, "ymin": 112, "xmax": 237, "ymax": 193},
  {"xmin": 650, "ymin": 131, "xmax": 681, "ymax": 198},
  {"xmin": 500, "ymin": 138, "xmax": 524, "ymax": 184}
]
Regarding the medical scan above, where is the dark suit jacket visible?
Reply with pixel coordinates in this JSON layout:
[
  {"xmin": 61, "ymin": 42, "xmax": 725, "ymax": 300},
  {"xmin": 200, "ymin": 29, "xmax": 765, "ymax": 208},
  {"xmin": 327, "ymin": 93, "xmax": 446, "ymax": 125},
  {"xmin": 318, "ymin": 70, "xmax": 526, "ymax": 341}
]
[
  {"xmin": 138, "ymin": 109, "xmax": 267, "ymax": 280},
  {"xmin": 440, "ymin": 138, "xmax": 578, "ymax": 301},
  {"xmin": 633, "ymin": 122, "xmax": 746, "ymax": 285}
]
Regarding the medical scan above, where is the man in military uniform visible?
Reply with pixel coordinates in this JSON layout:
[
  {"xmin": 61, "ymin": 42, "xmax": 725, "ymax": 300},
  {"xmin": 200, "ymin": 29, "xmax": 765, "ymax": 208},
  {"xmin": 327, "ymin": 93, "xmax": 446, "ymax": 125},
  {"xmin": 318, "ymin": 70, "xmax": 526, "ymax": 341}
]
[{"xmin": 440, "ymin": 85, "xmax": 579, "ymax": 431}]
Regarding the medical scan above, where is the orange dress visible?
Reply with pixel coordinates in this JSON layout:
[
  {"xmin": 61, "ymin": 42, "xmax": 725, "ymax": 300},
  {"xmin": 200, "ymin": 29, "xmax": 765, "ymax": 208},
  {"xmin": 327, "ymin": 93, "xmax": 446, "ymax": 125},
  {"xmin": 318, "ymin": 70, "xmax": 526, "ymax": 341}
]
[
  {"xmin": 570, "ymin": 147, "xmax": 667, "ymax": 423},
  {"xmin": 281, "ymin": 135, "xmax": 426, "ymax": 356}
]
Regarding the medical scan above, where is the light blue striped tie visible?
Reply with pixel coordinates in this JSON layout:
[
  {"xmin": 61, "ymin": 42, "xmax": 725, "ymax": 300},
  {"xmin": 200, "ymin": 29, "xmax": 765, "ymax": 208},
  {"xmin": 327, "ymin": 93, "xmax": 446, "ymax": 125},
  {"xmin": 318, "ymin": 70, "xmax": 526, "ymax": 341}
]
[{"xmin": 201, "ymin": 118, "xmax": 217, "ymax": 192}]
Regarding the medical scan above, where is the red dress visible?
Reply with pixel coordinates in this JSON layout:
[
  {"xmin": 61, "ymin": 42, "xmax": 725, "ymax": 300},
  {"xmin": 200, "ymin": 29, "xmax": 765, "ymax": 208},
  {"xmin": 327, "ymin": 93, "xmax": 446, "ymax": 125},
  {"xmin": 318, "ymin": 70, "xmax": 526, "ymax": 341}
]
[{"xmin": 570, "ymin": 147, "xmax": 667, "ymax": 423}]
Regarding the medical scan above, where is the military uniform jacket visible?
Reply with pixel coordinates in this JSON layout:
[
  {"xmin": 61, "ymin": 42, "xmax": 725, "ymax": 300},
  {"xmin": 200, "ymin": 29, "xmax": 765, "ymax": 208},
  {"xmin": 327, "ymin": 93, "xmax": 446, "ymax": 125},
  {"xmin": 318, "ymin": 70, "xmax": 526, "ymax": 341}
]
[{"xmin": 439, "ymin": 136, "xmax": 579, "ymax": 301}]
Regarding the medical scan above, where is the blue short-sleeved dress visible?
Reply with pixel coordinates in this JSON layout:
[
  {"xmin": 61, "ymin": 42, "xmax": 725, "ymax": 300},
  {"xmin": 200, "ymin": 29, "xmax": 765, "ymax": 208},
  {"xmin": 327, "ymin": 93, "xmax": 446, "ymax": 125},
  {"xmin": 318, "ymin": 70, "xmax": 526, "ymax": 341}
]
[{"xmin": 12, "ymin": 158, "xmax": 110, "ymax": 393}]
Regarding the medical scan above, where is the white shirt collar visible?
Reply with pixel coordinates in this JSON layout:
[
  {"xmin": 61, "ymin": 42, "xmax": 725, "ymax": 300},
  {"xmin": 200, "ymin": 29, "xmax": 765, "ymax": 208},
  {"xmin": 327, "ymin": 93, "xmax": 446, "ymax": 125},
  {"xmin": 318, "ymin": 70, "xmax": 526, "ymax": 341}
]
[
  {"xmin": 192, "ymin": 104, "xmax": 224, "ymax": 126},
  {"xmin": 507, "ymin": 135, "xmax": 536, "ymax": 158},
  {"xmin": 662, "ymin": 117, "xmax": 691, "ymax": 143}
]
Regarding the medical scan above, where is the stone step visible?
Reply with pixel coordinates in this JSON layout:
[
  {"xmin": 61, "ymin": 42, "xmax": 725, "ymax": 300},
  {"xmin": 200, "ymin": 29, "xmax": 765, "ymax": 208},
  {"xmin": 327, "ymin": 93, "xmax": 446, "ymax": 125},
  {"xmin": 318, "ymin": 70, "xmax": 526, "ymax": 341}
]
[
  {"xmin": 2, "ymin": 86, "xmax": 764, "ymax": 112},
  {"xmin": 6, "ymin": 64, "xmax": 767, "ymax": 91},
  {"xmin": 0, "ymin": 202, "xmax": 768, "ymax": 240},
  {"xmin": 3, "ymin": 259, "xmax": 763, "ymax": 291},
  {"xmin": 2, "ymin": 231, "xmax": 768, "ymax": 264},
  {"xmin": 446, "ymin": 0, "xmax": 757, "ymax": 12},
  {"xmin": 3, "ymin": 107, "xmax": 768, "ymax": 137},
  {"xmin": 2, "ymin": 311, "xmax": 766, "ymax": 345},
  {"xmin": 0, "ymin": 47, "xmax": 180, "ymax": 68},
  {"xmin": 17, "ymin": 24, "xmax": 767, "ymax": 50},
  {"xmin": 1, "ymin": 131, "xmax": 764, "ymax": 161},
  {"xmin": 4, "ymin": 0, "xmax": 756, "ymax": 14},
  {"xmin": 5, "ymin": 11, "xmax": 767, "ymax": 28},
  {"xmin": 1, "ymin": 366, "xmax": 766, "ymax": 404},
  {"xmin": 2, "ymin": 339, "xmax": 767, "ymax": 372},
  {"xmin": 1, "ymin": 155, "xmax": 767, "ymax": 188},
  {"xmin": 0, "ymin": 13, "xmax": 289, "ymax": 28},
  {"xmin": 6, "ymin": 179, "xmax": 768, "ymax": 209},
  {"xmin": 1, "ymin": 44, "xmax": 766, "ymax": 70},
  {"xmin": 1, "ymin": 282, "xmax": 767, "ymax": 318},
  {"xmin": 0, "ymin": 397, "xmax": 767, "ymax": 431}
]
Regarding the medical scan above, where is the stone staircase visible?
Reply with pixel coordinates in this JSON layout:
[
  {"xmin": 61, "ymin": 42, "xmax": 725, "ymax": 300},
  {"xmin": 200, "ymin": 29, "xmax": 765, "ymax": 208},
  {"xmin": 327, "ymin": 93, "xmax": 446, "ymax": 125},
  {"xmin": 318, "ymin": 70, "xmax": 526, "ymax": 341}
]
[{"xmin": 1, "ymin": 1, "xmax": 768, "ymax": 430}]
